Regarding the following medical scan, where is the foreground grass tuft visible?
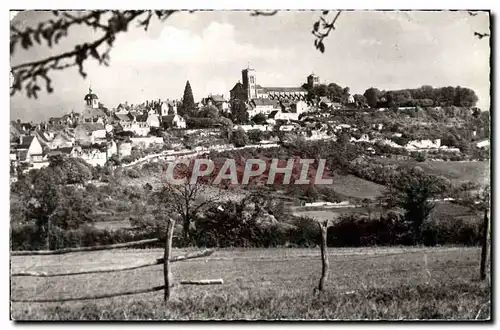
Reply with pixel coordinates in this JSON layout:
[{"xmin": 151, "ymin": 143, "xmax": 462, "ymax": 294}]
[
  {"xmin": 11, "ymin": 247, "xmax": 490, "ymax": 320},
  {"xmin": 14, "ymin": 280, "xmax": 490, "ymax": 320}
]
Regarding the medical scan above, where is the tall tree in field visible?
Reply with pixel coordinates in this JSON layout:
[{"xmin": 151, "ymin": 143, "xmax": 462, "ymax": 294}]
[
  {"xmin": 180, "ymin": 80, "xmax": 195, "ymax": 116},
  {"xmin": 155, "ymin": 160, "xmax": 221, "ymax": 244},
  {"xmin": 380, "ymin": 167, "xmax": 451, "ymax": 244},
  {"xmin": 363, "ymin": 87, "xmax": 381, "ymax": 108}
]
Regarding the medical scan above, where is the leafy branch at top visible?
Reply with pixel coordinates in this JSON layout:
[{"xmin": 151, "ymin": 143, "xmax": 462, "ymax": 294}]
[
  {"xmin": 312, "ymin": 11, "xmax": 342, "ymax": 53},
  {"xmin": 10, "ymin": 10, "xmax": 177, "ymax": 99},
  {"xmin": 11, "ymin": 10, "xmax": 488, "ymax": 100},
  {"xmin": 250, "ymin": 10, "xmax": 279, "ymax": 17}
]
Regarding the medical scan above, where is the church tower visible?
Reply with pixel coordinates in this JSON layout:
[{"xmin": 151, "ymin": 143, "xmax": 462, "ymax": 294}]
[
  {"xmin": 84, "ymin": 86, "xmax": 99, "ymax": 109},
  {"xmin": 242, "ymin": 65, "xmax": 257, "ymax": 101},
  {"xmin": 307, "ymin": 73, "xmax": 320, "ymax": 89}
]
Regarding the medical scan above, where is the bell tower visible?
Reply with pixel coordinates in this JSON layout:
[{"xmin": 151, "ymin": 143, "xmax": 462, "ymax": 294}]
[
  {"xmin": 84, "ymin": 86, "xmax": 99, "ymax": 109},
  {"xmin": 242, "ymin": 63, "xmax": 257, "ymax": 101},
  {"xmin": 307, "ymin": 73, "xmax": 320, "ymax": 89}
]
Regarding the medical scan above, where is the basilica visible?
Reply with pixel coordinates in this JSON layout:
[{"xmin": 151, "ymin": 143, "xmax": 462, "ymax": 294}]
[{"xmin": 230, "ymin": 66, "xmax": 320, "ymax": 103}]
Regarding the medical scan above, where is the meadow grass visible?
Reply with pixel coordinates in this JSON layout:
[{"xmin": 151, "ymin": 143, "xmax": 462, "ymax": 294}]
[
  {"xmin": 375, "ymin": 159, "xmax": 489, "ymax": 185},
  {"xmin": 11, "ymin": 247, "xmax": 490, "ymax": 320}
]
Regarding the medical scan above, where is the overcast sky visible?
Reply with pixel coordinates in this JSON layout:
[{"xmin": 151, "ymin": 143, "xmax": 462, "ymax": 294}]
[{"xmin": 10, "ymin": 10, "xmax": 490, "ymax": 122}]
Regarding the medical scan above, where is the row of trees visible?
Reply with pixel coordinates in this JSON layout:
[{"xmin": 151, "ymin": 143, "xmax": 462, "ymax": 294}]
[
  {"xmin": 302, "ymin": 82, "xmax": 354, "ymax": 105},
  {"xmin": 364, "ymin": 85, "xmax": 479, "ymax": 109}
]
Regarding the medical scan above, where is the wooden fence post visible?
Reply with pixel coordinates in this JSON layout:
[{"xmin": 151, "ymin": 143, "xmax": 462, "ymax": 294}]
[
  {"xmin": 318, "ymin": 220, "xmax": 329, "ymax": 292},
  {"xmin": 480, "ymin": 209, "xmax": 490, "ymax": 280},
  {"xmin": 164, "ymin": 218, "xmax": 175, "ymax": 301}
]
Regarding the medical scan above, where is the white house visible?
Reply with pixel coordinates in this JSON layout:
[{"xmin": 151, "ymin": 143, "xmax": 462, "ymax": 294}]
[
  {"xmin": 107, "ymin": 140, "xmax": 118, "ymax": 158},
  {"xmin": 162, "ymin": 114, "xmax": 186, "ymax": 129},
  {"xmin": 293, "ymin": 100, "xmax": 309, "ymax": 115},
  {"xmin": 247, "ymin": 98, "xmax": 280, "ymax": 118},
  {"xmin": 16, "ymin": 135, "xmax": 43, "ymax": 163},
  {"xmin": 146, "ymin": 113, "xmax": 161, "ymax": 128},
  {"xmin": 130, "ymin": 136, "xmax": 164, "ymax": 148},
  {"xmin": 74, "ymin": 123, "xmax": 107, "ymax": 144},
  {"xmin": 234, "ymin": 124, "xmax": 272, "ymax": 132},
  {"xmin": 78, "ymin": 147, "xmax": 108, "ymax": 167},
  {"xmin": 118, "ymin": 142, "xmax": 132, "ymax": 159},
  {"xmin": 405, "ymin": 139, "xmax": 441, "ymax": 150},
  {"xmin": 269, "ymin": 110, "xmax": 299, "ymax": 122},
  {"xmin": 476, "ymin": 139, "xmax": 490, "ymax": 149},
  {"xmin": 120, "ymin": 122, "xmax": 150, "ymax": 137}
]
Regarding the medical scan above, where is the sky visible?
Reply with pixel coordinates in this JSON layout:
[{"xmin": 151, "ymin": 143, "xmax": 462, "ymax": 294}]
[{"xmin": 10, "ymin": 10, "xmax": 491, "ymax": 122}]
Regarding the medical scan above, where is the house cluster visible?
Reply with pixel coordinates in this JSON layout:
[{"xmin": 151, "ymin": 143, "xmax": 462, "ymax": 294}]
[{"xmin": 10, "ymin": 87, "xmax": 189, "ymax": 172}]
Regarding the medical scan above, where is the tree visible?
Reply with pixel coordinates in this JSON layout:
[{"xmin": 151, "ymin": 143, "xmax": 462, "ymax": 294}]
[
  {"xmin": 384, "ymin": 91, "xmax": 396, "ymax": 108},
  {"xmin": 453, "ymin": 86, "xmax": 479, "ymax": 107},
  {"xmin": 199, "ymin": 104, "xmax": 219, "ymax": 119},
  {"xmin": 458, "ymin": 140, "xmax": 471, "ymax": 154},
  {"xmin": 247, "ymin": 129, "xmax": 264, "ymax": 143},
  {"xmin": 50, "ymin": 186, "xmax": 94, "ymax": 229},
  {"xmin": 155, "ymin": 162, "xmax": 221, "ymax": 243},
  {"xmin": 380, "ymin": 167, "xmax": 450, "ymax": 244},
  {"xmin": 251, "ymin": 113, "xmax": 268, "ymax": 125},
  {"xmin": 218, "ymin": 116, "xmax": 234, "ymax": 140},
  {"xmin": 337, "ymin": 131, "xmax": 350, "ymax": 145},
  {"xmin": 456, "ymin": 184, "xmax": 490, "ymax": 212},
  {"xmin": 353, "ymin": 94, "xmax": 367, "ymax": 108},
  {"xmin": 180, "ymin": 80, "xmax": 196, "ymax": 116},
  {"xmin": 24, "ymin": 170, "xmax": 59, "ymax": 243},
  {"xmin": 394, "ymin": 90, "xmax": 413, "ymax": 107},
  {"xmin": 327, "ymin": 83, "xmax": 345, "ymax": 102},
  {"xmin": 47, "ymin": 156, "xmax": 93, "ymax": 184},
  {"xmin": 363, "ymin": 87, "xmax": 381, "ymax": 108},
  {"xmin": 231, "ymin": 127, "xmax": 249, "ymax": 147},
  {"xmin": 230, "ymin": 99, "xmax": 249, "ymax": 124}
]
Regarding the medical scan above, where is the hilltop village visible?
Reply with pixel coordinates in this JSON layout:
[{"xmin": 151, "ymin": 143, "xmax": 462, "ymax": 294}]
[{"xmin": 10, "ymin": 66, "xmax": 490, "ymax": 176}]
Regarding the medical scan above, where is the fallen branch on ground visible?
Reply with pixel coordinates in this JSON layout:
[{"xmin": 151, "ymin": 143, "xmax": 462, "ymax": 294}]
[{"xmin": 179, "ymin": 279, "xmax": 224, "ymax": 285}]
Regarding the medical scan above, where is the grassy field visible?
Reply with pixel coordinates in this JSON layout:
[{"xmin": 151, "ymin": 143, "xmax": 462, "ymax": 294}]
[
  {"xmin": 330, "ymin": 174, "xmax": 386, "ymax": 200},
  {"xmin": 375, "ymin": 159, "xmax": 490, "ymax": 185},
  {"xmin": 11, "ymin": 247, "xmax": 490, "ymax": 320}
]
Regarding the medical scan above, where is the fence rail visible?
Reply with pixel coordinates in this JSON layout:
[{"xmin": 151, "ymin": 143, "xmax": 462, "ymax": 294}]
[
  {"xmin": 11, "ymin": 249, "xmax": 214, "ymax": 277},
  {"xmin": 11, "ymin": 285, "xmax": 166, "ymax": 303},
  {"xmin": 11, "ymin": 238, "xmax": 162, "ymax": 256},
  {"xmin": 11, "ymin": 226, "xmax": 222, "ymax": 303}
]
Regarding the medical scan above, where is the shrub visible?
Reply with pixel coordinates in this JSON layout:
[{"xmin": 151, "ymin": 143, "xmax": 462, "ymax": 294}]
[
  {"xmin": 288, "ymin": 217, "xmax": 320, "ymax": 247},
  {"xmin": 11, "ymin": 224, "xmax": 163, "ymax": 251},
  {"xmin": 10, "ymin": 222, "xmax": 46, "ymax": 251},
  {"xmin": 125, "ymin": 169, "xmax": 140, "ymax": 178},
  {"xmin": 186, "ymin": 117, "xmax": 217, "ymax": 129},
  {"xmin": 251, "ymin": 113, "xmax": 268, "ymax": 125},
  {"xmin": 247, "ymin": 129, "xmax": 264, "ymax": 143},
  {"xmin": 120, "ymin": 156, "xmax": 134, "ymax": 164},
  {"xmin": 231, "ymin": 128, "xmax": 249, "ymax": 147},
  {"xmin": 412, "ymin": 152, "xmax": 427, "ymax": 162}
]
